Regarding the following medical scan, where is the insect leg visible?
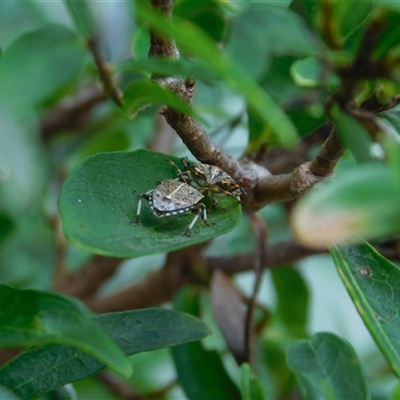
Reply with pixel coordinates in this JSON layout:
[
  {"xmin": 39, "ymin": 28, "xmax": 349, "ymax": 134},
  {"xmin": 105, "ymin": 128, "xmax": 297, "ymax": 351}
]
[
  {"xmin": 183, "ymin": 207, "xmax": 202, "ymax": 237},
  {"xmin": 130, "ymin": 190, "xmax": 151, "ymax": 225}
]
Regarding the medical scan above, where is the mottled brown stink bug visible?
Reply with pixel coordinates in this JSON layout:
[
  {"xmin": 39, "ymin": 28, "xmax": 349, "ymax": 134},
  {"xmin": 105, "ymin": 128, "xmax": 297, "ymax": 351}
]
[
  {"xmin": 168, "ymin": 157, "xmax": 246, "ymax": 205},
  {"xmin": 131, "ymin": 179, "xmax": 210, "ymax": 236}
]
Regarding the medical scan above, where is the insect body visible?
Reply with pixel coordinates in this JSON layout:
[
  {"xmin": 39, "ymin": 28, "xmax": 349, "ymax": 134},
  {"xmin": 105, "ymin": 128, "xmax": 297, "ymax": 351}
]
[
  {"xmin": 131, "ymin": 179, "xmax": 209, "ymax": 236},
  {"xmin": 168, "ymin": 157, "xmax": 246, "ymax": 205}
]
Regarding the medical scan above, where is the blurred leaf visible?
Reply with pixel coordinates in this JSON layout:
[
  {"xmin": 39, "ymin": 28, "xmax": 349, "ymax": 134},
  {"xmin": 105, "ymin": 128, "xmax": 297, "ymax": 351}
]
[
  {"xmin": 287, "ymin": 104, "xmax": 327, "ymax": 136},
  {"xmin": 291, "ymin": 1, "xmax": 372, "ymax": 52},
  {"xmin": 331, "ymin": 243, "xmax": 400, "ymax": 378},
  {"xmin": 272, "ymin": 266, "xmax": 309, "ymax": 338},
  {"xmin": 290, "ymin": 57, "xmax": 339, "ymax": 87},
  {"xmin": 391, "ymin": 383, "xmax": 400, "ymax": 400},
  {"xmin": 211, "ymin": 270, "xmax": 246, "ymax": 363},
  {"xmin": 257, "ymin": 339, "xmax": 296, "ymax": 398},
  {"xmin": 287, "ymin": 332, "xmax": 370, "ymax": 399},
  {"xmin": 174, "ymin": 0, "xmax": 227, "ymax": 43},
  {"xmin": 172, "ymin": 287, "xmax": 241, "ymax": 400},
  {"xmin": 0, "ymin": 109, "xmax": 47, "ymax": 216},
  {"xmin": 384, "ymin": 138, "xmax": 400, "ymax": 194},
  {"xmin": 59, "ymin": 150, "xmax": 242, "ymax": 257},
  {"xmin": 240, "ymin": 363, "xmax": 265, "ymax": 400},
  {"xmin": 0, "ymin": 285, "xmax": 132, "ymax": 379},
  {"xmin": 0, "ymin": 24, "xmax": 86, "ymax": 108},
  {"xmin": 64, "ymin": 0, "xmax": 96, "ymax": 37},
  {"xmin": 373, "ymin": 8, "xmax": 400, "ymax": 59},
  {"xmin": 228, "ymin": 4, "xmax": 321, "ymax": 79},
  {"xmin": 0, "ymin": 308, "xmax": 209, "ymax": 400},
  {"xmin": 139, "ymin": 5, "xmax": 298, "ymax": 147},
  {"xmin": 122, "ymin": 57, "xmax": 221, "ymax": 82},
  {"xmin": 291, "ymin": 162, "xmax": 400, "ymax": 248},
  {"xmin": 331, "ymin": 104, "xmax": 375, "ymax": 163},
  {"xmin": 0, "ymin": 213, "xmax": 14, "ymax": 244},
  {"xmin": 122, "ymin": 80, "xmax": 194, "ymax": 119}
]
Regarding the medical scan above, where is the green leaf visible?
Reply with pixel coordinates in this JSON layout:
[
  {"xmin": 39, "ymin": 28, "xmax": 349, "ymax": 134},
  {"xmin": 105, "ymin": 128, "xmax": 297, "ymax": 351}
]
[
  {"xmin": 373, "ymin": 7, "xmax": 400, "ymax": 58},
  {"xmin": 172, "ymin": 287, "xmax": 241, "ymax": 400},
  {"xmin": 122, "ymin": 80, "xmax": 194, "ymax": 119},
  {"xmin": 228, "ymin": 4, "xmax": 321, "ymax": 79},
  {"xmin": 331, "ymin": 104, "xmax": 375, "ymax": 163},
  {"xmin": 63, "ymin": 0, "xmax": 97, "ymax": 37},
  {"xmin": 331, "ymin": 243, "xmax": 400, "ymax": 377},
  {"xmin": 0, "ymin": 308, "xmax": 209, "ymax": 399},
  {"xmin": 291, "ymin": 162, "xmax": 400, "ymax": 248},
  {"xmin": 0, "ymin": 285, "xmax": 132, "ymax": 379},
  {"xmin": 240, "ymin": 363, "xmax": 265, "ymax": 400},
  {"xmin": 287, "ymin": 332, "xmax": 370, "ymax": 399},
  {"xmin": 0, "ymin": 213, "xmax": 14, "ymax": 244},
  {"xmin": 174, "ymin": 0, "xmax": 227, "ymax": 43},
  {"xmin": 0, "ymin": 24, "xmax": 86, "ymax": 108},
  {"xmin": 121, "ymin": 57, "xmax": 221, "ymax": 83},
  {"xmin": 59, "ymin": 150, "xmax": 242, "ymax": 258},
  {"xmin": 258, "ymin": 339, "xmax": 296, "ymax": 398},
  {"xmin": 272, "ymin": 267, "xmax": 309, "ymax": 338},
  {"xmin": 138, "ymin": 5, "xmax": 298, "ymax": 147},
  {"xmin": 290, "ymin": 57, "xmax": 340, "ymax": 87}
]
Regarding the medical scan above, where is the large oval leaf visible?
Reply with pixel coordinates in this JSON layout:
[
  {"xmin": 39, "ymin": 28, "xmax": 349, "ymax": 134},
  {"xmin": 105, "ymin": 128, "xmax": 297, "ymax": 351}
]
[
  {"xmin": 59, "ymin": 150, "xmax": 242, "ymax": 257},
  {"xmin": 0, "ymin": 308, "xmax": 209, "ymax": 399},
  {"xmin": 0, "ymin": 24, "xmax": 86, "ymax": 108},
  {"xmin": 0, "ymin": 285, "xmax": 132, "ymax": 378},
  {"xmin": 291, "ymin": 163, "xmax": 400, "ymax": 248},
  {"xmin": 287, "ymin": 332, "xmax": 369, "ymax": 399},
  {"xmin": 331, "ymin": 243, "xmax": 400, "ymax": 377}
]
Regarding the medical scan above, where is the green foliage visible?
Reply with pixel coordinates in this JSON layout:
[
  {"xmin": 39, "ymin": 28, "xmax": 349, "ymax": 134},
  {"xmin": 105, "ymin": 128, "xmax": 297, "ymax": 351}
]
[
  {"xmin": 331, "ymin": 243, "xmax": 400, "ymax": 377},
  {"xmin": 0, "ymin": 285, "xmax": 132, "ymax": 378},
  {"xmin": 292, "ymin": 163, "xmax": 400, "ymax": 247},
  {"xmin": 2, "ymin": 0, "xmax": 400, "ymax": 398},
  {"xmin": 59, "ymin": 150, "xmax": 242, "ymax": 257},
  {"xmin": 0, "ymin": 308, "xmax": 209, "ymax": 399},
  {"xmin": 287, "ymin": 332, "xmax": 370, "ymax": 399},
  {"xmin": 172, "ymin": 288, "xmax": 241, "ymax": 400}
]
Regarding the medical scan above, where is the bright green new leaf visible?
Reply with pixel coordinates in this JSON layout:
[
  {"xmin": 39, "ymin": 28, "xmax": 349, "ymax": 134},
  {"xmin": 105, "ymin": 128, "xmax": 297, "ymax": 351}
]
[
  {"xmin": 0, "ymin": 24, "xmax": 86, "ymax": 109},
  {"xmin": 287, "ymin": 332, "xmax": 370, "ymax": 399},
  {"xmin": 240, "ymin": 363, "xmax": 265, "ymax": 400},
  {"xmin": 0, "ymin": 285, "xmax": 132, "ymax": 379},
  {"xmin": 122, "ymin": 80, "xmax": 194, "ymax": 119},
  {"xmin": 291, "ymin": 162, "xmax": 400, "ymax": 248},
  {"xmin": 138, "ymin": 5, "xmax": 298, "ymax": 147},
  {"xmin": 0, "ymin": 308, "xmax": 209, "ymax": 399},
  {"xmin": 59, "ymin": 150, "xmax": 242, "ymax": 257},
  {"xmin": 290, "ymin": 58, "xmax": 340, "ymax": 87},
  {"xmin": 331, "ymin": 243, "xmax": 400, "ymax": 377}
]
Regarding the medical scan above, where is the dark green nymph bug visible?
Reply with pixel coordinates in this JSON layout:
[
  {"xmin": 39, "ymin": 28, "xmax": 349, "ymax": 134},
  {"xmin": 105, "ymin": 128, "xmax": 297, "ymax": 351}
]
[{"xmin": 131, "ymin": 178, "xmax": 210, "ymax": 237}]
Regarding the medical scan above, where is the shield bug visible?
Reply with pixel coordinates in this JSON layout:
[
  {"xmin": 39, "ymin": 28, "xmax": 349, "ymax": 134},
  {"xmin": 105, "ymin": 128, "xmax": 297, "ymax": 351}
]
[
  {"xmin": 167, "ymin": 157, "xmax": 246, "ymax": 205},
  {"xmin": 131, "ymin": 179, "xmax": 210, "ymax": 236}
]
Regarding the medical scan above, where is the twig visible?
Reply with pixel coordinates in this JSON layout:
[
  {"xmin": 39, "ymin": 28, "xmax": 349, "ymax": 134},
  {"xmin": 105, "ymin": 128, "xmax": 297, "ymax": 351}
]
[
  {"xmin": 245, "ymin": 214, "xmax": 268, "ymax": 367},
  {"xmin": 87, "ymin": 35, "xmax": 123, "ymax": 107},
  {"xmin": 59, "ymin": 256, "xmax": 122, "ymax": 298},
  {"xmin": 309, "ymin": 127, "xmax": 345, "ymax": 177},
  {"xmin": 84, "ymin": 240, "xmax": 322, "ymax": 312},
  {"xmin": 40, "ymin": 85, "xmax": 106, "ymax": 140}
]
